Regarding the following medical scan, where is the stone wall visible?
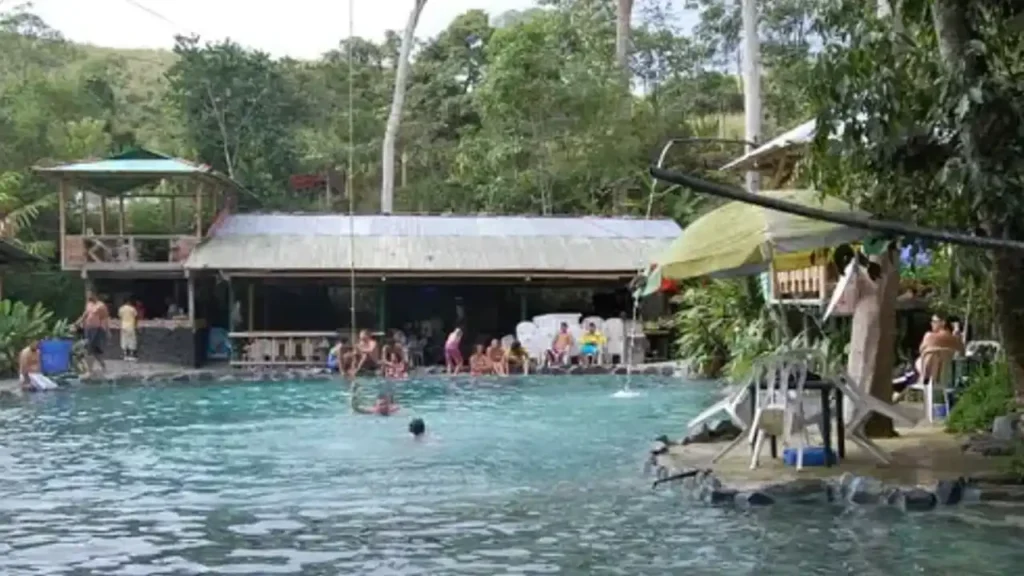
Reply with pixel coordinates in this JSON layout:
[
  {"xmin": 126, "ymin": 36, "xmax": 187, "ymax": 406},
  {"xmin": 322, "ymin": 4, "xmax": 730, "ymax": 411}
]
[{"xmin": 111, "ymin": 327, "xmax": 204, "ymax": 368}]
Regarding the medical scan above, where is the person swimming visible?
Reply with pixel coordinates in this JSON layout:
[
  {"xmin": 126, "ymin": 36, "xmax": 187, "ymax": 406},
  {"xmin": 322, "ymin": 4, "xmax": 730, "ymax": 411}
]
[
  {"xmin": 349, "ymin": 381, "xmax": 400, "ymax": 416},
  {"xmin": 409, "ymin": 417, "xmax": 426, "ymax": 438}
]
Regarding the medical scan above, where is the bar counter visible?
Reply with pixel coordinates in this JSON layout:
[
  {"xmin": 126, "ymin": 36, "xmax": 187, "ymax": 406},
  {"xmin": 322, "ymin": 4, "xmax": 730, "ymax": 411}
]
[{"xmin": 108, "ymin": 318, "xmax": 208, "ymax": 367}]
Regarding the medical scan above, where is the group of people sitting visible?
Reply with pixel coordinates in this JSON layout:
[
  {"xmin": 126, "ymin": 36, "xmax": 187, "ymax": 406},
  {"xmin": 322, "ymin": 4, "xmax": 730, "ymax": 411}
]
[
  {"xmin": 325, "ymin": 320, "xmax": 610, "ymax": 378},
  {"xmin": 328, "ymin": 329, "xmax": 410, "ymax": 378}
]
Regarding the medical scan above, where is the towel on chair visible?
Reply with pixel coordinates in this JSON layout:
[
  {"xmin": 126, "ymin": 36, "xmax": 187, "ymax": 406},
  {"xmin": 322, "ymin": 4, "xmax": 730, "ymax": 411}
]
[{"xmin": 26, "ymin": 373, "xmax": 59, "ymax": 392}]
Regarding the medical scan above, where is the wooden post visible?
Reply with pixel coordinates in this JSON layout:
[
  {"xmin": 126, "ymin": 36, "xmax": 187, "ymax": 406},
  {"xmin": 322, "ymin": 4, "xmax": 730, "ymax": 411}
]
[
  {"xmin": 195, "ymin": 183, "xmax": 204, "ymax": 237},
  {"xmin": 377, "ymin": 282, "xmax": 387, "ymax": 333},
  {"xmin": 118, "ymin": 196, "xmax": 125, "ymax": 235},
  {"xmin": 187, "ymin": 273, "xmax": 196, "ymax": 326},
  {"xmin": 170, "ymin": 196, "xmax": 177, "ymax": 231},
  {"xmin": 247, "ymin": 282, "xmax": 255, "ymax": 331},
  {"xmin": 100, "ymin": 197, "xmax": 107, "ymax": 235},
  {"xmin": 80, "ymin": 191, "xmax": 87, "ymax": 233},
  {"xmin": 520, "ymin": 289, "xmax": 528, "ymax": 321},
  {"xmin": 58, "ymin": 180, "xmax": 67, "ymax": 268},
  {"xmin": 226, "ymin": 276, "xmax": 234, "ymax": 330}
]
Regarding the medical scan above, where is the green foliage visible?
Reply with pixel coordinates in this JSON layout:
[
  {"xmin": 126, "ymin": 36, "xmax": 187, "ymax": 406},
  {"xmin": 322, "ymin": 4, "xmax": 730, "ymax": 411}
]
[
  {"xmin": 947, "ymin": 360, "xmax": 1014, "ymax": 434},
  {"xmin": 0, "ymin": 268, "xmax": 84, "ymax": 321},
  {"xmin": 0, "ymin": 299, "xmax": 57, "ymax": 376},
  {"xmin": 672, "ymin": 278, "xmax": 769, "ymax": 378}
]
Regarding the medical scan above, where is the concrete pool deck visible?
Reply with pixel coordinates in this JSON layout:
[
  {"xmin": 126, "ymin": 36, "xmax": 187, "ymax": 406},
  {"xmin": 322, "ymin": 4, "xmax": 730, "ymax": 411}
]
[{"xmin": 655, "ymin": 419, "xmax": 1012, "ymax": 491}]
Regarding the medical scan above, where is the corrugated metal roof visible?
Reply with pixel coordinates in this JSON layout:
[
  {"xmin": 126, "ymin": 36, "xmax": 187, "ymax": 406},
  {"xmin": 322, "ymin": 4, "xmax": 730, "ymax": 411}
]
[{"xmin": 186, "ymin": 214, "xmax": 681, "ymax": 274}]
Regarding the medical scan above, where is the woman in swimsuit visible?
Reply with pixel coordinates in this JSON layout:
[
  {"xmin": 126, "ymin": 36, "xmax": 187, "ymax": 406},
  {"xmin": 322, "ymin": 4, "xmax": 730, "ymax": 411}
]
[
  {"xmin": 444, "ymin": 328, "xmax": 463, "ymax": 375},
  {"xmin": 381, "ymin": 334, "xmax": 408, "ymax": 379},
  {"xmin": 349, "ymin": 330, "xmax": 379, "ymax": 376}
]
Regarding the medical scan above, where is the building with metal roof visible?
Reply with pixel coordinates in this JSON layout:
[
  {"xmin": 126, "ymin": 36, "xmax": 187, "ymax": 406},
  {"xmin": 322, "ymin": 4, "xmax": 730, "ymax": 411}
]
[{"xmin": 186, "ymin": 213, "xmax": 681, "ymax": 278}]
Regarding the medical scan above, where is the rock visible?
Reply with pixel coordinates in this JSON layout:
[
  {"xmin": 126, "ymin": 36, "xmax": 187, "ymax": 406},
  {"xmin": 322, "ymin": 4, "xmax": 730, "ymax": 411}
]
[
  {"xmin": 567, "ymin": 365, "xmax": 583, "ymax": 375},
  {"xmin": 978, "ymin": 486, "xmax": 1024, "ymax": 503},
  {"xmin": 659, "ymin": 366, "xmax": 675, "ymax": 377},
  {"xmin": 762, "ymin": 478, "xmax": 830, "ymax": 504},
  {"xmin": 706, "ymin": 488, "xmax": 738, "ymax": 505},
  {"xmin": 709, "ymin": 419, "xmax": 743, "ymax": 441},
  {"xmin": 935, "ymin": 477, "xmax": 966, "ymax": 506},
  {"xmin": 734, "ymin": 491, "xmax": 774, "ymax": 507},
  {"xmin": 612, "ymin": 366, "xmax": 628, "ymax": 375},
  {"xmin": 193, "ymin": 371, "xmax": 215, "ymax": 382},
  {"xmin": 902, "ymin": 488, "xmax": 938, "ymax": 511},
  {"xmin": 170, "ymin": 372, "xmax": 191, "ymax": 383},
  {"xmin": 848, "ymin": 476, "xmax": 885, "ymax": 505},
  {"xmin": 992, "ymin": 415, "xmax": 1018, "ymax": 441},
  {"xmin": 683, "ymin": 425, "xmax": 714, "ymax": 444}
]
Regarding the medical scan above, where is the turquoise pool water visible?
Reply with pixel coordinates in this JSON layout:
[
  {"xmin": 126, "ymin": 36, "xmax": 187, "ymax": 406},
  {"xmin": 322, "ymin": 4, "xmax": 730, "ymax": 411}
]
[{"xmin": 0, "ymin": 375, "xmax": 1021, "ymax": 575}]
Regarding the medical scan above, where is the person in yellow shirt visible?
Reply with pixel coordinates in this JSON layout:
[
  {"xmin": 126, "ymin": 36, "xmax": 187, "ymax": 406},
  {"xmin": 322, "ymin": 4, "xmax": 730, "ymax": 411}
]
[
  {"xmin": 579, "ymin": 322, "xmax": 606, "ymax": 365},
  {"xmin": 118, "ymin": 298, "xmax": 139, "ymax": 361}
]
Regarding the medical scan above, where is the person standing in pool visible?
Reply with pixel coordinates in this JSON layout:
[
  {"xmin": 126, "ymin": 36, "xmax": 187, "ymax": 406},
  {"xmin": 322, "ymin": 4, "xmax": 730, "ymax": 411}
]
[
  {"xmin": 409, "ymin": 418, "xmax": 426, "ymax": 439},
  {"xmin": 444, "ymin": 328, "xmax": 463, "ymax": 375},
  {"xmin": 349, "ymin": 380, "xmax": 400, "ymax": 416},
  {"xmin": 76, "ymin": 292, "xmax": 110, "ymax": 377}
]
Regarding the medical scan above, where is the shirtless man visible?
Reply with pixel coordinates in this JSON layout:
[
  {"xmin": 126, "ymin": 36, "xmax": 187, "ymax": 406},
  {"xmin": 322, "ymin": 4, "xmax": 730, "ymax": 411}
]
[
  {"xmin": 18, "ymin": 341, "xmax": 40, "ymax": 391},
  {"xmin": 893, "ymin": 314, "xmax": 965, "ymax": 393},
  {"xmin": 77, "ymin": 292, "xmax": 110, "ymax": 376},
  {"xmin": 546, "ymin": 322, "xmax": 575, "ymax": 366},
  {"xmin": 18, "ymin": 341, "xmax": 58, "ymax": 392}
]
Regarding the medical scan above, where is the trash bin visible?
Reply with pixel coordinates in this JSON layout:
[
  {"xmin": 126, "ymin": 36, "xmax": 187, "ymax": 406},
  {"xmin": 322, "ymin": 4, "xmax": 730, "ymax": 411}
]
[{"xmin": 39, "ymin": 338, "xmax": 73, "ymax": 375}]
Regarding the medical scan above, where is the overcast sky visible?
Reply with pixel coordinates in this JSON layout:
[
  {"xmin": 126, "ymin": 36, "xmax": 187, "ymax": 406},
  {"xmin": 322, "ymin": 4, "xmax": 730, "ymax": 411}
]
[{"xmin": 28, "ymin": 0, "xmax": 542, "ymax": 59}]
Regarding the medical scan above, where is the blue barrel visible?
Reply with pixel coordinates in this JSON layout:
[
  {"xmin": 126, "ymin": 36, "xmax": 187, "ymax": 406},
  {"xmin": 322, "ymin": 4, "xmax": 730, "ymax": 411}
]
[{"xmin": 39, "ymin": 339, "xmax": 73, "ymax": 375}]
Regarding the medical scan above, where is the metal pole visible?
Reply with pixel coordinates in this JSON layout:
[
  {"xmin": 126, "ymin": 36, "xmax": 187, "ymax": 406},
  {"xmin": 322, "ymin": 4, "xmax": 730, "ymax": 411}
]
[{"xmin": 741, "ymin": 0, "xmax": 762, "ymax": 193}]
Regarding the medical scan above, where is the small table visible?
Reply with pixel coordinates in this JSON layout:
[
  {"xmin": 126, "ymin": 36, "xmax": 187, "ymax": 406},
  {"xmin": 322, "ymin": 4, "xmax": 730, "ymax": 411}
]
[{"xmin": 746, "ymin": 378, "xmax": 847, "ymax": 467}]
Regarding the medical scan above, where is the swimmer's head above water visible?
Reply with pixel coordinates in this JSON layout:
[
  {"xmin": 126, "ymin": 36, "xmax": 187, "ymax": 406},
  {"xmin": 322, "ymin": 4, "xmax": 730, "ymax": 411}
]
[
  {"xmin": 409, "ymin": 418, "xmax": 426, "ymax": 438},
  {"xmin": 374, "ymin": 393, "xmax": 399, "ymax": 416}
]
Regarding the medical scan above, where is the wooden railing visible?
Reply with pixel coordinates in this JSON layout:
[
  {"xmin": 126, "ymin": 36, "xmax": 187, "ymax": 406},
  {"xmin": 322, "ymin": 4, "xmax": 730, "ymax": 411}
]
[
  {"xmin": 228, "ymin": 331, "xmax": 337, "ymax": 367},
  {"xmin": 63, "ymin": 235, "xmax": 199, "ymax": 268},
  {"xmin": 772, "ymin": 264, "xmax": 835, "ymax": 303}
]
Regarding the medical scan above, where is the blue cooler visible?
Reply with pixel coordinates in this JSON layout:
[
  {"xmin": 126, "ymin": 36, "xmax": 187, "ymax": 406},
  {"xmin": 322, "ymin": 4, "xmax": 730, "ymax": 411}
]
[
  {"xmin": 783, "ymin": 446, "xmax": 837, "ymax": 467},
  {"xmin": 39, "ymin": 339, "xmax": 73, "ymax": 375}
]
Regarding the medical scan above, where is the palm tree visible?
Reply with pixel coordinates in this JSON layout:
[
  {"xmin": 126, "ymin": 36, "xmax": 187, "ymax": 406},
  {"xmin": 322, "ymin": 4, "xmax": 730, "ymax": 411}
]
[{"xmin": 0, "ymin": 170, "xmax": 55, "ymax": 256}]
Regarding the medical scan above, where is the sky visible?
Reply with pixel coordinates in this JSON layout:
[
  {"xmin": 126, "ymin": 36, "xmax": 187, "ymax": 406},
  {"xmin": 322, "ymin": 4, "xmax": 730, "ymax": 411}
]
[{"xmin": 28, "ymin": 0, "xmax": 541, "ymax": 59}]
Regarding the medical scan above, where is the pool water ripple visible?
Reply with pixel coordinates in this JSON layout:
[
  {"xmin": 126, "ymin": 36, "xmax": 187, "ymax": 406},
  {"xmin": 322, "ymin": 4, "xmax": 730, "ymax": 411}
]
[{"xmin": 1, "ymin": 375, "xmax": 1022, "ymax": 575}]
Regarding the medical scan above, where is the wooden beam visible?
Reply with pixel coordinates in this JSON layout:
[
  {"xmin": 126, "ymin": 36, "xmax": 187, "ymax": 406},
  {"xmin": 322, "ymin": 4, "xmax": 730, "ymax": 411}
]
[
  {"xmin": 58, "ymin": 179, "xmax": 67, "ymax": 268},
  {"xmin": 187, "ymin": 274, "xmax": 196, "ymax": 326},
  {"xmin": 118, "ymin": 196, "xmax": 125, "ymax": 235},
  {"xmin": 195, "ymin": 183, "xmax": 204, "ymax": 236},
  {"xmin": 100, "ymin": 197, "xmax": 107, "ymax": 235},
  {"xmin": 247, "ymin": 282, "xmax": 255, "ymax": 331}
]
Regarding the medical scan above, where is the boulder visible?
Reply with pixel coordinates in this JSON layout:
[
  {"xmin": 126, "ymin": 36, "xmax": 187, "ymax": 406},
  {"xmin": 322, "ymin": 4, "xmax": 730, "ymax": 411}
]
[
  {"xmin": 734, "ymin": 491, "xmax": 775, "ymax": 507},
  {"xmin": 934, "ymin": 477, "xmax": 966, "ymax": 506}
]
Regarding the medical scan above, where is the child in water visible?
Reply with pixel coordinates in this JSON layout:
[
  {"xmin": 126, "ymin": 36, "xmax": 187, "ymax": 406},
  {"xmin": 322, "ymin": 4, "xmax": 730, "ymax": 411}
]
[{"xmin": 349, "ymin": 381, "xmax": 400, "ymax": 416}]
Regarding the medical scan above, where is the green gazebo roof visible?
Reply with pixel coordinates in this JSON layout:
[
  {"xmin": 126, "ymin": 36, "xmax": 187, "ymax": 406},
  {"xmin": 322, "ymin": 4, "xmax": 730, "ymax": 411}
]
[{"xmin": 33, "ymin": 148, "xmax": 242, "ymax": 196}]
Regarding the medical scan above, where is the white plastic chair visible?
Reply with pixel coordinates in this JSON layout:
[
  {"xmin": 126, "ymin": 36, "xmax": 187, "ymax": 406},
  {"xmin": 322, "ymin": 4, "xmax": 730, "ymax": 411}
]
[
  {"xmin": 687, "ymin": 383, "xmax": 752, "ymax": 434},
  {"xmin": 834, "ymin": 372, "xmax": 919, "ymax": 464},
  {"xmin": 500, "ymin": 334, "xmax": 516, "ymax": 350},
  {"xmin": 747, "ymin": 357, "xmax": 812, "ymax": 470},
  {"xmin": 897, "ymin": 347, "xmax": 957, "ymax": 423},
  {"xmin": 966, "ymin": 340, "xmax": 1002, "ymax": 358}
]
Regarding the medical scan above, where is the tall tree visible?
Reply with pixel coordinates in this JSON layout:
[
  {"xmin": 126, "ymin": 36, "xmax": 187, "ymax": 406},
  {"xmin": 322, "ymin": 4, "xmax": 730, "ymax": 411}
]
[
  {"xmin": 380, "ymin": 0, "xmax": 428, "ymax": 214},
  {"xmin": 165, "ymin": 36, "xmax": 304, "ymax": 208},
  {"xmin": 811, "ymin": 1, "xmax": 1024, "ymax": 400}
]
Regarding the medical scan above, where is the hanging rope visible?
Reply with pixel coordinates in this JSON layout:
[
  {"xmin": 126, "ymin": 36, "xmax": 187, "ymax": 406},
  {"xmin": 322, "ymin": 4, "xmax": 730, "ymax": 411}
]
[{"xmin": 347, "ymin": 0, "xmax": 358, "ymax": 345}]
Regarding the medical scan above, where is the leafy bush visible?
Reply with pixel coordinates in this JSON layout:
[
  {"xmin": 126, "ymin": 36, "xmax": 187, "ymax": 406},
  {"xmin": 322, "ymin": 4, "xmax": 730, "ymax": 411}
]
[
  {"xmin": 946, "ymin": 359, "xmax": 1014, "ymax": 434},
  {"xmin": 672, "ymin": 278, "xmax": 770, "ymax": 378},
  {"xmin": 0, "ymin": 299, "xmax": 64, "ymax": 376}
]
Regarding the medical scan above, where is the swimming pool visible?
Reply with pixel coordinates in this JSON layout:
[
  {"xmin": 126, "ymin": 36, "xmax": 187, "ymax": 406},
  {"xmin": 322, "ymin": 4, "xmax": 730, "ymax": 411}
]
[{"xmin": 0, "ymin": 375, "xmax": 1021, "ymax": 574}]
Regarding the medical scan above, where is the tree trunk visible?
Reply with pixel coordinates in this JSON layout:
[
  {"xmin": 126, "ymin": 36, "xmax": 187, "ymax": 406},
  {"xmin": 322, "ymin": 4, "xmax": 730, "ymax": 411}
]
[
  {"xmin": 381, "ymin": 0, "xmax": 427, "ymax": 214},
  {"xmin": 992, "ymin": 249, "xmax": 1024, "ymax": 405},
  {"xmin": 846, "ymin": 249, "xmax": 900, "ymax": 438},
  {"xmin": 615, "ymin": 0, "xmax": 633, "ymax": 72},
  {"xmin": 613, "ymin": 0, "xmax": 633, "ymax": 215},
  {"xmin": 932, "ymin": 0, "xmax": 1024, "ymax": 404}
]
